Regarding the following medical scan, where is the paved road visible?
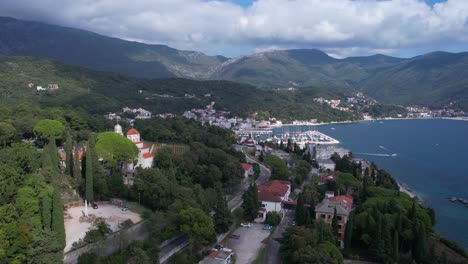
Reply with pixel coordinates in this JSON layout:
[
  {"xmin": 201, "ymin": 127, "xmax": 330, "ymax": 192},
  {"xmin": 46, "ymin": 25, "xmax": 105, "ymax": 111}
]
[
  {"xmin": 224, "ymin": 224, "xmax": 271, "ymax": 264},
  {"xmin": 264, "ymin": 209, "xmax": 294, "ymax": 264},
  {"xmin": 228, "ymin": 145, "xmax": 271, "ymax": 212}
]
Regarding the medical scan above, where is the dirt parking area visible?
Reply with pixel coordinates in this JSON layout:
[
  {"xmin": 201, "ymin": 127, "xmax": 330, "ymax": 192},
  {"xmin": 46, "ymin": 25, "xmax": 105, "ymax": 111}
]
[
  {"xmin": 64, "ymin": 203, "xmax": 142, "ymax": 252},
  {"xmin": 223, "ymin": 223, "xmax": 271, "ymax": 264}
]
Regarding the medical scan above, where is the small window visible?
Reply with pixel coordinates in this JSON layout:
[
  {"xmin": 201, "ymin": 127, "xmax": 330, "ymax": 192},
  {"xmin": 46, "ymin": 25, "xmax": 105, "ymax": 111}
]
[
  {"xmin": 321, "ymin": 214, "xmax": 326, "ymax": 219},
  {"xmin": 337, "ymin": 216, "xmax": 342, "ymax": 221}
]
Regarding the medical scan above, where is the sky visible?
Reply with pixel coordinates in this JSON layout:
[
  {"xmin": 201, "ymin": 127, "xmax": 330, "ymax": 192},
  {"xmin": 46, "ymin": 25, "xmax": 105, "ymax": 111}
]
[{"xmin": 0, "ymin": 0, "xmax": 467, "ymax": 58}]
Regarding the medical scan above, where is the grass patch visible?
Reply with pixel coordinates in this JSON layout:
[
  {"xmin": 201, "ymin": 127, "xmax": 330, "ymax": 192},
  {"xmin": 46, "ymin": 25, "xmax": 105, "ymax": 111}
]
[{"xmin": 252, "ymin": 245, "xmax": 267, "ymax": 264}]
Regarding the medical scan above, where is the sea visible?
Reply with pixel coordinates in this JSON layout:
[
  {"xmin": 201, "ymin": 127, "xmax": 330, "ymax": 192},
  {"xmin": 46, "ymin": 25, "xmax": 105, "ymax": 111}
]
[{"xmin": 274, "ymin": 119, "xmax": 468, "ymax": 248}]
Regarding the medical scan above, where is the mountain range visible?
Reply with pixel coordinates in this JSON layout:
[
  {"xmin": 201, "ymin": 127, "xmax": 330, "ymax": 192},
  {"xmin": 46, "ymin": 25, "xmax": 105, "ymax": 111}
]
[{"xmin": 1, "ymin": 16, "xmax": 468, "ymax": 110}]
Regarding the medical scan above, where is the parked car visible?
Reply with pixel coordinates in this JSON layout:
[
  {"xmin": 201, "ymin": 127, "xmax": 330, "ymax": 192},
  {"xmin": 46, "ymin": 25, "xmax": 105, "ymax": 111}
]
[
  {"xmin": 240, "ymin": 222, "xmax": 251, "ymax": 228},
  {"xmin": 263, "ymin": 224, "xmax": 272, "ymax": 230},
  {"xmin": 92, "ymin": 203, "xmax": 98, "ymax": 209},
  {"xmin": 212, "ymin": 244, "xmax": 233, "ymax": 252},
  {"xmin": 121, "ymin": 206, "xmax": 129, "ymax": 211}
]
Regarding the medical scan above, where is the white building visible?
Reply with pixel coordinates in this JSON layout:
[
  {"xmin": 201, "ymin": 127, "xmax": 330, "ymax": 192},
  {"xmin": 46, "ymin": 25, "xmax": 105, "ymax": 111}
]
[
  {"xmin": 113, "ymin": 125, "xmax": 154, "ymax": 170},
  {"xmin": 257, "ymin": 180, "xmax": 291, "ymax": 219},
  {"xmin": 126, "ymin": 128, "xmax": 154, "ymax": 169}
]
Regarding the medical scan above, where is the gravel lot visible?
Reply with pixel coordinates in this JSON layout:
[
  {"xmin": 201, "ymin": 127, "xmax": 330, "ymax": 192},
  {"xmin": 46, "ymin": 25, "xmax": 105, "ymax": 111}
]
[
  {"xmin": 223, "ymin": 223, "xmax": 271, "ymax": 264},
  {"xmin": 64, "ymin": 203, "xmax": 142, "ymax": 252}
]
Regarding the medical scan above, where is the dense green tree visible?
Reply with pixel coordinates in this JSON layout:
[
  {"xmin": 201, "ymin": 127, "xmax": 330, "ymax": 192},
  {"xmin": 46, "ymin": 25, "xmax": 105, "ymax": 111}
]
[
  {"xmin": 264, "ymin": 154, "xmax": 289, "ymax": 180},
  {"xmin": 64, "ymin": 133, "xmax": 73, "ymax": 176},
  {"xmin": 95, "ymin": 132, "xmax": 138, "ymax": 167},
  {"xmin": 213, "ymin": 189, "xmax": 231, "ymax": 233},
  {"xmin": 51, "ymin": 188, "xmax": 65, "ymax": 248},
  {"xmin": 134, "ymin": 168, "xmax": 177, "ymax": 210},
  {"xmin": 33, "ymin": 119, "xmax": 65, "ymax": 140},
  {"xmin": 296, "ymin": 194, "xmax": 307, "ymax": 226},
  {"xmin": 85, "ymin": 142, "xmax": 94, "ymax": 204},
  {"xmin": 73, "ymin": 145, "xmax": 82, "ymax": 185},
  {"xmin": 0, "ymin": 122, "xmax": 16, "ymax": 146},
  {"xmin": 242, "ymin": 183, "xmax": 260, "ymax": 221},
  {"xmin": 344, "ymin": 213, "xmax": 353, "ymax": 253},
  {"xmin": 331, "ymin": 208, "xmax": 339, "ymax": 240},
  {"xmin": 179, "ymin": 207, "xmax": 215, "ymax": 253}
]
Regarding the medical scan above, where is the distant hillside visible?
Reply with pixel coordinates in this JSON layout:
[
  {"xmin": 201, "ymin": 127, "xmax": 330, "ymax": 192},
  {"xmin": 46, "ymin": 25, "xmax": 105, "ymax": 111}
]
[
  {"xmin": 2, "ymin": 17, "xmax": 468, "ymax": 110},
  {"xmin": 0, "ymin": 56, "xmax": 359, "ymax": 122},
  {"xmin": 214, "ymin": 50, "xmax": 468, "ymax": 110},
  {"xmin": 0, "ymin": 17, "xmax": 227, "ymax": 79}
]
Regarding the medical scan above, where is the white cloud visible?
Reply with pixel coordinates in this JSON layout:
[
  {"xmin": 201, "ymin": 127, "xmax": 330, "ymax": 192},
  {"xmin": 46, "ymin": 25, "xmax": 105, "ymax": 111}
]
[{"xmin": 0, "ymin": 0, "xmax": 467, "ymax": 57}]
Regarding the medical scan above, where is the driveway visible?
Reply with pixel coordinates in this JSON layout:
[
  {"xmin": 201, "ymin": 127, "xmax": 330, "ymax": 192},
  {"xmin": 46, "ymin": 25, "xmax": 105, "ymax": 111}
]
[{"xmin": 223, "ymin": 224, "xmax": 271, "ymax": 264}]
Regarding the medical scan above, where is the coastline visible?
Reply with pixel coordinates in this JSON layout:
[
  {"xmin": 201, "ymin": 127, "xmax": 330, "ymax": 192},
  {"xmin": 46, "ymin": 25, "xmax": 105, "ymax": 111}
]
[
  {"xmin": 397, "ymin": 180, "xmax": 419, "ymax": 200},
  {"xmin": 274, "ymin": 116, "xmax": 468, "ymax": 128}
]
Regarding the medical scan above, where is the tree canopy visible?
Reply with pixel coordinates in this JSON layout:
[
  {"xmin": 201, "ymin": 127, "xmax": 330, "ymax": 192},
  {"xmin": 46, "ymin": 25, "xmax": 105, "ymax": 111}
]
[
  {"xmin": 33, "ymin": 119, "xmax": 65, "ymax": 139},
  {"xmin": 95, "ymin": 132, "xmax": 139, "ymax": 166}
]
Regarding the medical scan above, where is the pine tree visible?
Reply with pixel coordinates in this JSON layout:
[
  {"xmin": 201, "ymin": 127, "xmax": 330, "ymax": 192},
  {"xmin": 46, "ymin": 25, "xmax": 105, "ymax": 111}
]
[
  {"xmin": 65, "ymin": 133, "xmax": 73, "ymax": 176},
  {"xmin": 85, "ymin": 142, "xmax": 94, "ymax": 204},
  {"xmin": 295, "ymin": 194, "xmax": 306, "ymax": 225}
]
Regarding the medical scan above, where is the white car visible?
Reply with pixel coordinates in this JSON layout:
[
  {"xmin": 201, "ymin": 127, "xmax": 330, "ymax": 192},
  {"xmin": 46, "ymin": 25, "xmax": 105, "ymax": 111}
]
[{"xmin": 240, "ymin": 222, "xmax": 251, "ymax": 228}]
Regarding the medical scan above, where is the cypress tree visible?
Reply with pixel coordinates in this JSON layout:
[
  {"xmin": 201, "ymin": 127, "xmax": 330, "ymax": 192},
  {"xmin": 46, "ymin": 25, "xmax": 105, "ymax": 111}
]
[
  {"xmin": 279, "ymin": 141, "xmax": 284, "ymax": 150},
  {"xmin": 295, "ymin": 194, "xmax": 306, "ymax": 226},
  {"xmin": 214, "ymin": 188, "xmax": 232, "ymax": 233},
  {"xmin": 40, "ymin": 187, "xmax": 53, "ymax": 231},
  {"xmin": 65, "ymin": 133, "xmax": 73, "ymax": 176},
  {"xmin": 344, "ymin": 213, "xmax": 353, "ymax": 252},
  {"xmin": 393, "ymin": 229, "xmax": 399, "ymax": 263},
  {"xmin": 243, "ymin": 183, "xmax": 259, "ymax": 221},
  {"xmin": 85, "ymin": 142, "xmax": 94, "ymax": 204},
  {"xmin": 73, "ymin": 144, "xmax": 82, "ymax": 186},
  {"xmin": 332, "ymin": 208, "xmax": 339, "ymax": 239},
  {"xmin": 48, "ymin": 134, "xmax": 59, "ymax": 171},
  {"xmin": 414, "ymin": 221, "xmax": 427, "ymax": 263},
  {"xmin": 51, "ymin": 188, "xmax": 65, "ymax": 248},
  {"xmin": 382, "ymin": 218, "xmax": 392, "ymax": 259}
]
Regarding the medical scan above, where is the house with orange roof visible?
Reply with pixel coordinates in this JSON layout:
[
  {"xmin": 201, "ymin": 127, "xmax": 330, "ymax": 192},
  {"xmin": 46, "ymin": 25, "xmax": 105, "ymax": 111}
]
[
  {"xmin": 240, "ymin": 163, "xmax": 253, "ymax": 178},
  {"xmin": 257, "ymin": 180, "xmax": 291, "ymax": 220}
]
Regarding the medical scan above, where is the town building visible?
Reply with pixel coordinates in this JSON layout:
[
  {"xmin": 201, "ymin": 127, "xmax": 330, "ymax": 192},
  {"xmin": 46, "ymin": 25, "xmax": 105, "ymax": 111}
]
[
  {"xmin": 114, "ymin": 125, "xmax": 154, "ymax": 170},
  {"xmin": 240, "ymin": 163, "xmax": 253, "ymax": 178},
  {"xmin": 315, "ymin": 195, "xmax": 354, "ymax": 248},
  {"xmin": 257, "ymin": 180, "xmax": 291, "ymax": 220}
]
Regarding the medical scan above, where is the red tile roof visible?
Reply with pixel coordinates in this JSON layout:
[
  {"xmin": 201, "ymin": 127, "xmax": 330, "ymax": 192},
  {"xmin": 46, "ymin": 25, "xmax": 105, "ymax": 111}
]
[
  {"xmin": 241, "ymin": 163, "xmax": 253, "ymax": 171},
  {"xmin": 61, "ymin": 150, "xmax": 84, "ymax": 161},
  {"xmin": 127, "ymin": 128, "xmax": 140, "ymax": 135},
  {"xmin": 142, "ymin": 152, "xmax": 153, "ymax": 159},
  {"xmin": 329, "ymin": 195, "xmax": 353, "ymax": 212},
  {"xmin": 208, "ymin": 251, "xmax": 219, "ymax": 258},
  {"xmin": 258, "ymin": 180, "xmax": 290, "ymax": 202}
]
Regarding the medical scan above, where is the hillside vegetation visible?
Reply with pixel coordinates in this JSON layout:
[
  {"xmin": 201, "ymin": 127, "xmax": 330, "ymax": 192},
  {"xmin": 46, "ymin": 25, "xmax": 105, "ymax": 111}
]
[
  {"xmin": 2, "ymin": 16, "xmax": 468, "ymax": 110},
  {"xmin": 0, "ymin": 56, "xmax": 359, "ymax": 122}
]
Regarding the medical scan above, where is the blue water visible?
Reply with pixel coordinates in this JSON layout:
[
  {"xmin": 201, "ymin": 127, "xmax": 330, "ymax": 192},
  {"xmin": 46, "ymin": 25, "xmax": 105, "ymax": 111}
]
[{"xmin": 277, "ymin": 119, "xmax": 468, "ymax": 247}]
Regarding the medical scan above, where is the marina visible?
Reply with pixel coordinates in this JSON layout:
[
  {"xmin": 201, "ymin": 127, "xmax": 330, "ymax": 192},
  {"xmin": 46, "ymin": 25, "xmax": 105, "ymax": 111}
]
[{"xmin": 235, "ymin": 125, "xmax": 340, "ymax": 149}]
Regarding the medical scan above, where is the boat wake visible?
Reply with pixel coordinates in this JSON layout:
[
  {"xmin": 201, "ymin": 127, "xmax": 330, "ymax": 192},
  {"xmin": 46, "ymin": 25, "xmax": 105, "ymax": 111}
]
[
  {"xmin": 379, "ymin": 145, "xmax": 389, "ymax": 151},
  {"xmin": 356, "ymin": 153, "xmax": 397, "ymax": 157}
]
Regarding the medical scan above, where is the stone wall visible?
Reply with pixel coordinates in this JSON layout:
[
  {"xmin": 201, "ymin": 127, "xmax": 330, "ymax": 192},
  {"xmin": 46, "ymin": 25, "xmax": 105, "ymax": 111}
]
[{"xmin": 63, "ymin": 220, "xmax": 148, "ymax": 264}]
